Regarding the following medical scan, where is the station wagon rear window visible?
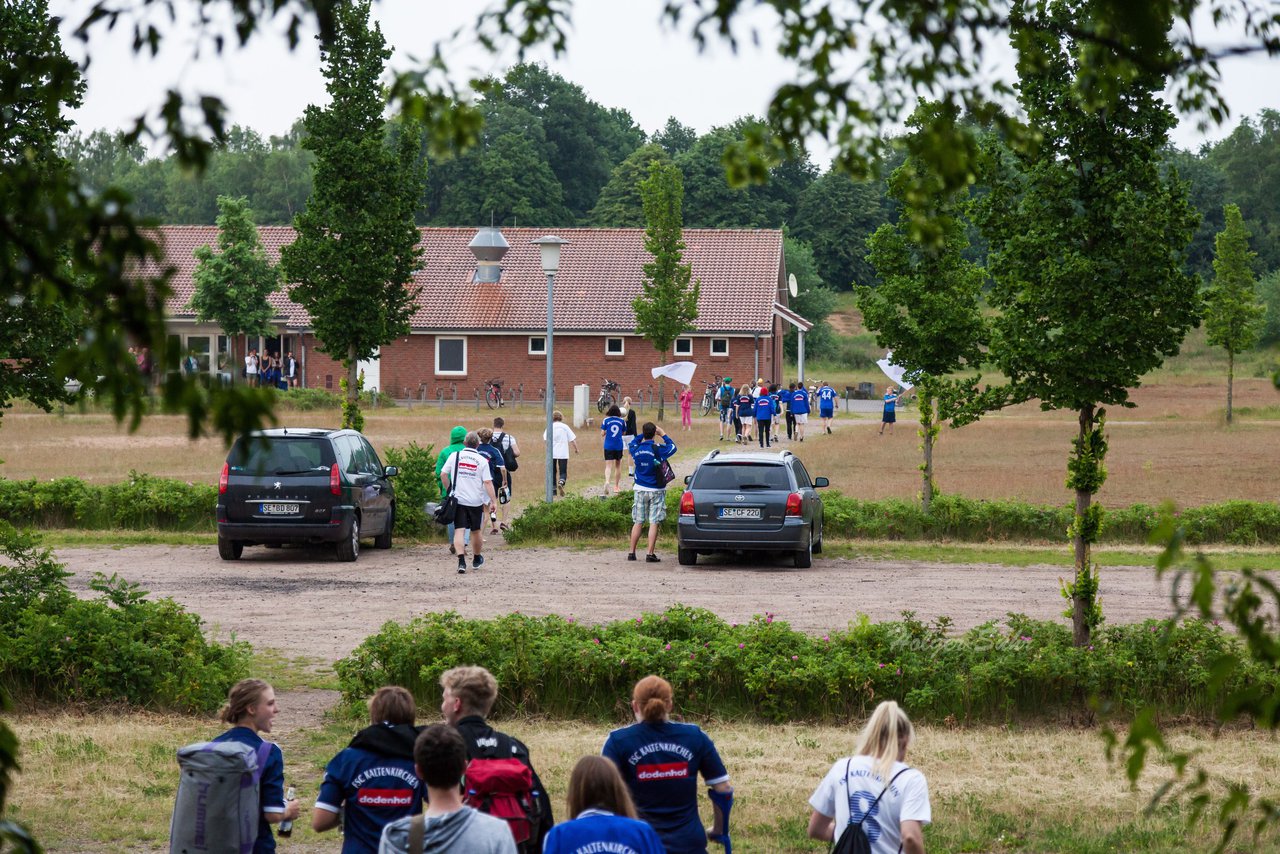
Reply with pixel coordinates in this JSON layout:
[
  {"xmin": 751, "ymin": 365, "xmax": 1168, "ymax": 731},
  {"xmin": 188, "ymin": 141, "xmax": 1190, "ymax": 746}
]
[
  {"xmin": 228, "ymin": 437, "xmax": 335, "ymax": 475},
  {"xmin": 691, "ymin": 463, "xmax": 791, "ymax": 491}
]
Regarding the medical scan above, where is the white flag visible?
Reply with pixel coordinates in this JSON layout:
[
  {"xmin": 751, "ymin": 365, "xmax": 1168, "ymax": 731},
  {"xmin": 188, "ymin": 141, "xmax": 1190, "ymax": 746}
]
[
  {"xmin": 875, "ymin": 351, "xmax": 915, "ymax": 390},
  {"xmin": 651, "ymin": 361, "xmax": 699, "ymax": 386}
]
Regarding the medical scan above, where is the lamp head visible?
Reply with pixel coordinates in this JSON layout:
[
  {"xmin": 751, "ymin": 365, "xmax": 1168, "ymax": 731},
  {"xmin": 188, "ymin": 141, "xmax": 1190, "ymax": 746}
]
[{"xmin": 532, "ymin": 235, "xmax": 568, "ymax": 274}]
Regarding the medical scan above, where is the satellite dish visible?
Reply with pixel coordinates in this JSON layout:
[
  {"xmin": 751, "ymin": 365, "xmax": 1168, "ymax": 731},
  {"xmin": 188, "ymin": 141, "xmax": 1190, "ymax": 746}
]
[{"xmin": 788, "ymin": 273, "xmax": 798, "ymax": 298}]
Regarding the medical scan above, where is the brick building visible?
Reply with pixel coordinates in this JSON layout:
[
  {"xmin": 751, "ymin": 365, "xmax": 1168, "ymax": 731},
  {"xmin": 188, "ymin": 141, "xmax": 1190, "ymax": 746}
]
[{"xmin": 156, "ymin": 225, "xmax": 809, "ymax": 404}]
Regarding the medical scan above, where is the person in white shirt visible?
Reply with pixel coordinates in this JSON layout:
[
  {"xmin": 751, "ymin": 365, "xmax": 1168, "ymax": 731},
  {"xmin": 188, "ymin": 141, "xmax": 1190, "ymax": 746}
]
[
  {"xmin": 807, "ymin": 701, "xmax": 931, "ymax": 854},
  {"xmin": 441, "ymin": 432, "xmax": 498, "ymax": 574},
  {"xmin": 244, "ymin": 349, "xmax": 259, "ymax": 385},
  {"xmin": 542, "ymin": 410, "xmax": 579, "ymax": 497}
]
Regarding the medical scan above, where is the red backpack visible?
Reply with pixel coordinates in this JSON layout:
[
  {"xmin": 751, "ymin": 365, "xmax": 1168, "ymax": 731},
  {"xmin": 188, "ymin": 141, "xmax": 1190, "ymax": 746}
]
[{"xmin": 463, "ymin": 756, "xmax": 539, "ymax": 851}]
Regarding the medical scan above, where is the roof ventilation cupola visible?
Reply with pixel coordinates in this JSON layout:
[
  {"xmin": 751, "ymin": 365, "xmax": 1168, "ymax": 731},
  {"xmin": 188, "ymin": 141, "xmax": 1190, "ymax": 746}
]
[{"xmin": 468, "ymin": 225, "xmax": 509, "ymax": 283}]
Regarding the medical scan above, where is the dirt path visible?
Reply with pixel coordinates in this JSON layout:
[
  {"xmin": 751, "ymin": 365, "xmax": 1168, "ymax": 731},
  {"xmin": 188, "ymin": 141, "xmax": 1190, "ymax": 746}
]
[{"xmin": 58, "ymin": 543, "xmax": 1181, "ymax": 663}]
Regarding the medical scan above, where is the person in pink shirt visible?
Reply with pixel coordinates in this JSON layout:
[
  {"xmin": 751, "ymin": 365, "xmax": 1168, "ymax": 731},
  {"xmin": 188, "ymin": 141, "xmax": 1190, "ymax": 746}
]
[{"xmin": 678, "ymin": 385, "xmax": 694, "ymax": 431}]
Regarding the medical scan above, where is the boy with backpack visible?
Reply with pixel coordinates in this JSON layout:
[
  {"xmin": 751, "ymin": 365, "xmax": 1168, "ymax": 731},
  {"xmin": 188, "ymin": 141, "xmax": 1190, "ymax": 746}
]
[
  {"xmin": 439, "ymin": 666, "xmax": 553, "ymax": 853},
  {"xmin": 717, "ymin": 377, "xmax": 735, "ymax": 441}
]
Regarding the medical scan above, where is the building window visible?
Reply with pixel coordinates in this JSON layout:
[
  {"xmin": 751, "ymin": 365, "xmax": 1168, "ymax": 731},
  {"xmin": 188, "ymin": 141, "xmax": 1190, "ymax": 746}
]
[
  {"xmin": 528, "ymin": 336, "xmax": 546, "ymax": 355},
  {"xmin": 674, "ymin": 338, "xmax": 693, "ymax": 357},
  {"xmin": 436, "ymin": 337, "xmax": 467, "ymax": 375},
  {"xmin": 710, "ymin": 338, "xmax": 729, "ymax": 356},
  {"xmin": 605, "ymin": 337, "xmax": 625, "ymax": 356}
]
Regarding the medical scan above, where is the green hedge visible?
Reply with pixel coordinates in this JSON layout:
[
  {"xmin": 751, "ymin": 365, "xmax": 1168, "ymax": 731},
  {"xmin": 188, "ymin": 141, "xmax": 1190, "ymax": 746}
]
[
  {"xmin": 336, "ymin": 606, "xmax": 1270, "ymax": 724},
  {"xmin": 0, "ymin": 472, "xmax": 216, "ymax": 531},
  {"xmin": 506, "ymin": 491, "xmax": 1280, "ymax": 545},
  {"xmin": 0, "ymin": 524, "xmax": 250, "ymax": 710},
  {"xmin": 382, "ymin": 441, "xmax": 440, "ymax": 537}
]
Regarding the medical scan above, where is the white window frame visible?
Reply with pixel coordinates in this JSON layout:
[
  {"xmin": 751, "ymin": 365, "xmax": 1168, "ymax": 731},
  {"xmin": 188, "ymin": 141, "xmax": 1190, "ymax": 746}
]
[
  {"xmin": 605, "ymin": 337, "xmax": 625, "ymax": 356},
  {"xmin": 528, "ymin": 336, "xmax": 547, "ymax": 355},
  {"xmin": 435, "ymin": 336, "xmax": 467, "ymax": 375},
  {"xmin": 710, "ymin": 337, "xmax": 729, "ymax": 356},
  {"xmin": 674, "ymin": 337, "xmax": 693, "ymax": 357}
]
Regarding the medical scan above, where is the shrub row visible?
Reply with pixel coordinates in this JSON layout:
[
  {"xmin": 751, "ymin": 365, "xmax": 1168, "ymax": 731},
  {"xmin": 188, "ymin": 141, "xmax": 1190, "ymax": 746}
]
[
  {"xmin": 336, "ymin": 605, "xmax": 1271, "ymax": 724},
  {"xmin": 0, "ymin": 524, "xmax": 250, "ymax": 711},
  {"xmin": 506, "ymin": 491, "xmax": 1280, "ymax": 545},
  {"xmin": 0, "ymin": 472, "xmax": 217, "ymax": 531},
  {"xmin": 382, "ymin": 441, "xmax": 440, "ymax": 537}
]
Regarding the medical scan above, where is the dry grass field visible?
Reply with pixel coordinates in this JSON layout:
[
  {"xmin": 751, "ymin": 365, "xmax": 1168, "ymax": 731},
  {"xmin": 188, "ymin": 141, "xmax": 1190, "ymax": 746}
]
[
  {"xmin": 2, "ymin": 375, "xmax": 1276, "ymax": 509},
  {"xmin": 9, "ymin": 708, "xmax": 1278, "ymax": 853}
]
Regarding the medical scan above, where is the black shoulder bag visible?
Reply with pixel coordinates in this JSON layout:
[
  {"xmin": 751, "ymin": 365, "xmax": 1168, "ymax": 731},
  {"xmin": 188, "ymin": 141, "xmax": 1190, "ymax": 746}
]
[
  {"xmin": 432, "ymin": 452, "xmax": 461, "ymax": 525},
  {"xmin": 831, "ymin": 760, "xmax": 911, "ymax": 854}
]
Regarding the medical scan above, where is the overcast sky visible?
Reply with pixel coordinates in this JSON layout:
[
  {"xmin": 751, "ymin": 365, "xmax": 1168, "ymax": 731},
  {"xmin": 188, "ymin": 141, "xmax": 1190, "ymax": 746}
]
[{"xmin": 52, "ymin": 0, "xmax": 1279, "ymax": 160}]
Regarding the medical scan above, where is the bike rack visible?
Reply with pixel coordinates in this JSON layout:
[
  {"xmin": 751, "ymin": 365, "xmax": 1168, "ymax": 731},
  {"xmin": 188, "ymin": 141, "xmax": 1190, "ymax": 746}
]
[
  {"xmin": 435, "ymin": 387, "xmax": 446, "ymax": 410},
  {"xmin": 474, "ymin": 388, "xmax": 482, "ymax": 411}
]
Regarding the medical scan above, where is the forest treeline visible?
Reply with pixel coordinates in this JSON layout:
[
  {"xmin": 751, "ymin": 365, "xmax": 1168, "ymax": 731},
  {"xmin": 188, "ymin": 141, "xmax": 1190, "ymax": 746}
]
[{"xmin": 60, "ymin": 63, "xmax": 1280, "ymax": 356}]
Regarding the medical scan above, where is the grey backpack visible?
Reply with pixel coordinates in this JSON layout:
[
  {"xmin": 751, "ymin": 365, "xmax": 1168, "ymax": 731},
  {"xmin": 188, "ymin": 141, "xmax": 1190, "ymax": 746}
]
[{"xmin": 170, "ymin": 739, "xmax": 273, "ymax": 854}]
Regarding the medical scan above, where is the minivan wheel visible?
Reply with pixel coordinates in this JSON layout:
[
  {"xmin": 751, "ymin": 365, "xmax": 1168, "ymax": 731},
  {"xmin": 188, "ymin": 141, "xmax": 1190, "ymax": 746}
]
[
  {"xmin": 677, "ymin": 546, "xmax": 698, "ymax": 566},
  {"xmin": 374, "ymin": 507, "xmax": 394, "ymax": 549},
  {"xmin": 793, "ymin": 529, "xmax": 813, "ymax": 569},
  {"xmin": 812, "ymin": 515, "xmax": 824, "ymax": 554},
  {"xmin": 336, "ymin": 517, "xmax": 360, "ymax": 562},
  {"xmin": 218, "ymin": 536, "xmax": 243, "ymax": 561}
]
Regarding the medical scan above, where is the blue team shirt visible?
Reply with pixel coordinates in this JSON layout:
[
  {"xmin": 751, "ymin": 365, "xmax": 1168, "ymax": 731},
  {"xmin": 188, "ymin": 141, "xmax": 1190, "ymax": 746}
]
[
  {"xmin": 542, "ymin": 809, "xmax": 665, "ymax": 854},
  {"xmin": 753, "ymin": 395, "xmax": 773, "ymax": 422},
  {"xmin": 213, "ymin": 727, "xmax": 285, "ymax": 854},
  {"xmin": 629, "ymin": 436, "xmax": 677, "ymax": 489},
  {"xmin": 791, "ymin": 389, "xmax": 810, "ymax": 415},
  {"xmin": 602, "ymin": 720, "xmax": 730, "ymax": 854},
  {"xmin": 883, "ymin": 392, "xmax": 899, "ymax": 413},
  {"xmin": 601, "ymin": 416, "xmax": 627, "ymax": 451},
  {"xmin": 316, "ymin": 744, "xmax": 422, "ymax": 854},
  {"xmin": 735, "ymin": 394, "xmax": 754, "ymax": 418},
  {"xmin": 477, "ymin": 443, "xmax": 505, "ymax": 485},
  {"xmin": 818, "ymin": 385, "xmax": 836, "ymax": 414}
]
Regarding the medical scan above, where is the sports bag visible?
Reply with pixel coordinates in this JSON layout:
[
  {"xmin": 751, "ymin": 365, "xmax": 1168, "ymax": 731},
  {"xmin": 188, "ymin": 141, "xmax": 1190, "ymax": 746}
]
[
  {"xmin": 463, "ymin": 756, "xmax": 540, "ymax": 852},
  {"xmin": 432, "ymin": 453, "xmax": 461, "ymax": 526},
  {"xmin": 496, "ymin": 432, "xmax": 519, "ymax": 471},
  {"xmin": 831, "ymin": 762, "xmax": 910, "ymax": 854},
  {"xmin": 170, "ymin": 739, "xmax": 273, "ymax": 854}
]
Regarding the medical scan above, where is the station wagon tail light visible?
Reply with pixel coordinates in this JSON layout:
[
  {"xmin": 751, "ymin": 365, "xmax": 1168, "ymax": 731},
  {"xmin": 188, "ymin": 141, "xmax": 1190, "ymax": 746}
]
[
  {"xmin": 680, "ymin": 491, "xmax": 695, "ymax": 516},
  {"xmin": 330, "ymin": 462, "xmax": 341, "ymax": 495},
  {"xmin": 785, "ymin": 492, "xmax": 802, "ymax": 516},
  {"xmin": 219, "ymin": 462, "xmax": 229, "ymax": 494}
]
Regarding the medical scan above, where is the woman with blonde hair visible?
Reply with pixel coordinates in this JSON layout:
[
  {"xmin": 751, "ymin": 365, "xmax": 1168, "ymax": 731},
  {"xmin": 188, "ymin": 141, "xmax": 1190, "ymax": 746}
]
[
  {"xmin": 807, "ymin": 700, "xmax": 931, "ymax": 854},
  {"xmin": 542, "ymin": 756, "xmax": 664, "ymax": 853},
  {"xmin": 212, "ymin": 679, "xmax": 300, "ymax": 853},
  {"xmin": 602, "ymin": 676, "xmax": 732, "ymax": 854}
]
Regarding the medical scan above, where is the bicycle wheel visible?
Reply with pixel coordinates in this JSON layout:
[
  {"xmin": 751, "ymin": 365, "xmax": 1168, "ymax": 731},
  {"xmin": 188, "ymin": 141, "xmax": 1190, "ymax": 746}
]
[
  {"xmin": 700, "ymin": 390, "xmax": 713, "ymax": 417},
  {"xmin": 486, "ymin": 387, "xmax": 500, "ymax": 409},
  {"xmin": 597, "ymin": 393, "xmax": 609, "ymax": 413}
]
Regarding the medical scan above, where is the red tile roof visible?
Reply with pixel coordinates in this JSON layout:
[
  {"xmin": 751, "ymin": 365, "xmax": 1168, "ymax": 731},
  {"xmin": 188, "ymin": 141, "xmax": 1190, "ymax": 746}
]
[{"xmin": 152, "ymin": 226, "xmax": 785, "ymax": 334}]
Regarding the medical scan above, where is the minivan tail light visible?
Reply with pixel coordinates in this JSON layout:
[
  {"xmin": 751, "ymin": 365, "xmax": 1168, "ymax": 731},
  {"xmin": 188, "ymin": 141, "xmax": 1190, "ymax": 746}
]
[
  {"xmin": 330, "ymin": 462, "xmax": 341, "ymax": 495},
  {"xmin": 785, "ymin": 492, "xmax": 802, "ymax": 516},
  {"xmin": 219, "ymin": 462, "xmax": 229, "ymax": 494},
  {"xmin": 680, "ymin": 491, "xmax": 695, "ymax": 516}
]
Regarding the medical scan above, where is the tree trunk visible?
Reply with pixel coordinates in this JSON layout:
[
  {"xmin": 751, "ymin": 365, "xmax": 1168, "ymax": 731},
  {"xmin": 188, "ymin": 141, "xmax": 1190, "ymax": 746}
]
[
  {"xmin": 1226, "ymin": 348, "xmax": 1235, "ymax": 425},
  {"xmin": 1071, "ymin": 404, "xmax": 1095, "ymax": 648},
  {"xmin": 920, "ymin": 388, "xmax": 935, "ymax": 515},
  {"xmin": 228, "ymin": 332, "xmax": 237, "ymax": 383},
  {"xmin": 344, "ymin": 344, "xmax": 359, "ymax": 429},
  {"xmin": 656, "ymin": 351, "xmax": 666, "ymax": 421}
]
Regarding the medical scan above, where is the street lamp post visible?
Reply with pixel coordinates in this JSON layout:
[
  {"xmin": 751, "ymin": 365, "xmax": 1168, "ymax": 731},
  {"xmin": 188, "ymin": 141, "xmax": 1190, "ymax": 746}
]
[{"xmin": 533, "ymin": 236, "xmax": 568, "ymax": 503}]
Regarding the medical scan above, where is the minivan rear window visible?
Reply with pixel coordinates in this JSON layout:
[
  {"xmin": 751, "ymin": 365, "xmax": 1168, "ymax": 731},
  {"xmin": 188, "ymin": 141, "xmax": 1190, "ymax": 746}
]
[
  {"xmin": 691, "ymin": 463, "xmax": 790, "ymax": 490},
  {"xmin": 228, "ymin": 436, "xmax": 335, "ymax": 475}
]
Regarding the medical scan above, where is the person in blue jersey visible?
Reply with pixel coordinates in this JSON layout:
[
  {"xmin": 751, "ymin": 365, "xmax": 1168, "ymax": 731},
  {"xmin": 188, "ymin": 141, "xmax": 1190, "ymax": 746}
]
[
  {"xmin": 790, "ymin": 382, "xmax": 811, "ymax": 442},
  {"xmin": 477, "ymin": 428, "xmax": 508, "ymax": 533},
  {"xmin": 212, "ymin": 679, "xmax": 299, "ymax": 854},
  {"xmin": 734, "ymin": 384, "xmax": 754, "ymax": 444},
  {"xmin": 783, "ymin": 382, "xmax": 798, "ymax": 441},
  {"xmin": 313, "ymin": 686, "xmax": 424, "ymax": 853},
  {"xmin": 717, "ymin": 377, "xmax": 735, "ymax": 442},
  {"xmin": 879, "ymin": 387, "xmax": 901, "ymax": 436},
  {"xmin": 603, "ymin": 676, "xmax": 732, "ymax": 854},
  {"xmin": 752, "ymin": 388, "xmax": 775, "ymax": 448},
  {"xmin": 627, "ymin": 422, "xmax": 677, "ymax": 562},
  {"xmin": 817, "ymin": 380, "xmax": 837, "ymax": 434},
  {"xmin": 542, "ymin": 756, "xmax": 664, "ymax": 854},
  {"xmin": 601, "ymin": 404, "xmax": 628, "ymax": 496}
]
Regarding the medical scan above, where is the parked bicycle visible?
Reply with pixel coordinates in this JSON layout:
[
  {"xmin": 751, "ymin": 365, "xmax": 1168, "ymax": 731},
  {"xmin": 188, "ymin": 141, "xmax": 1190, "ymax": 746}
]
[
  {"xmin": 484, "ymin": 378, "xmax": 506, "ymax": 409},
  {"xmin": 597, "ymin": 377, "xmax": 621, "ymax": 413},
  {"xmin": 699, "ymin": 375, "xmax": 723, "ymax": 416}
]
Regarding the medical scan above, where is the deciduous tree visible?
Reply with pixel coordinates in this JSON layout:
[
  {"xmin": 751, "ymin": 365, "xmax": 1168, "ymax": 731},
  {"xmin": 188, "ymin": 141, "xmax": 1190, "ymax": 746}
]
[
  {"xmin": 280, "ymin": 0, "xmax": 425, "ymax": 430},
  {"xmin": 974, "ymin": 0, "xmax": 1200, "ymax": 647},
  {"xmin": 633, "ymin": 160, "xmax": 700, "ymax": 421},
  {"xmin": 1205, "ymin": 203, "xmax": 1266, "ymax": 424},
  {"xmin": 860, "ymin": 106, "xmax": 988, "ymax": 514},
  {"xmin": 589, "ymin": 144, "xmax": 670, "ymax": 227},
  {"xmin": 189, "ymin": 196, "xmax": 280, "ymax": 377}
]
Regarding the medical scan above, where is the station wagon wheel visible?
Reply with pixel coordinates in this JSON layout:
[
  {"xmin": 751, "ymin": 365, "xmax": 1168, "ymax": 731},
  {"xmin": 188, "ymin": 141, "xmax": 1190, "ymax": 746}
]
[
  {"xmin": 374, "ymin": 506, "xmax": 394, "ymax": 549},
  {"xmin": 217, "ymin": 536, "xmax": 243, "ymax": 561},
  {"xmin": 336, "ymin": 516, "xmax": 360, "ymax": 562},
  {"xmin": 793, "ymin": 527, "xmax": 813, "ymax": 569},
  {"xmin": 812, "ymin": 512, "xmax": 824, "ymax": 554}
]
